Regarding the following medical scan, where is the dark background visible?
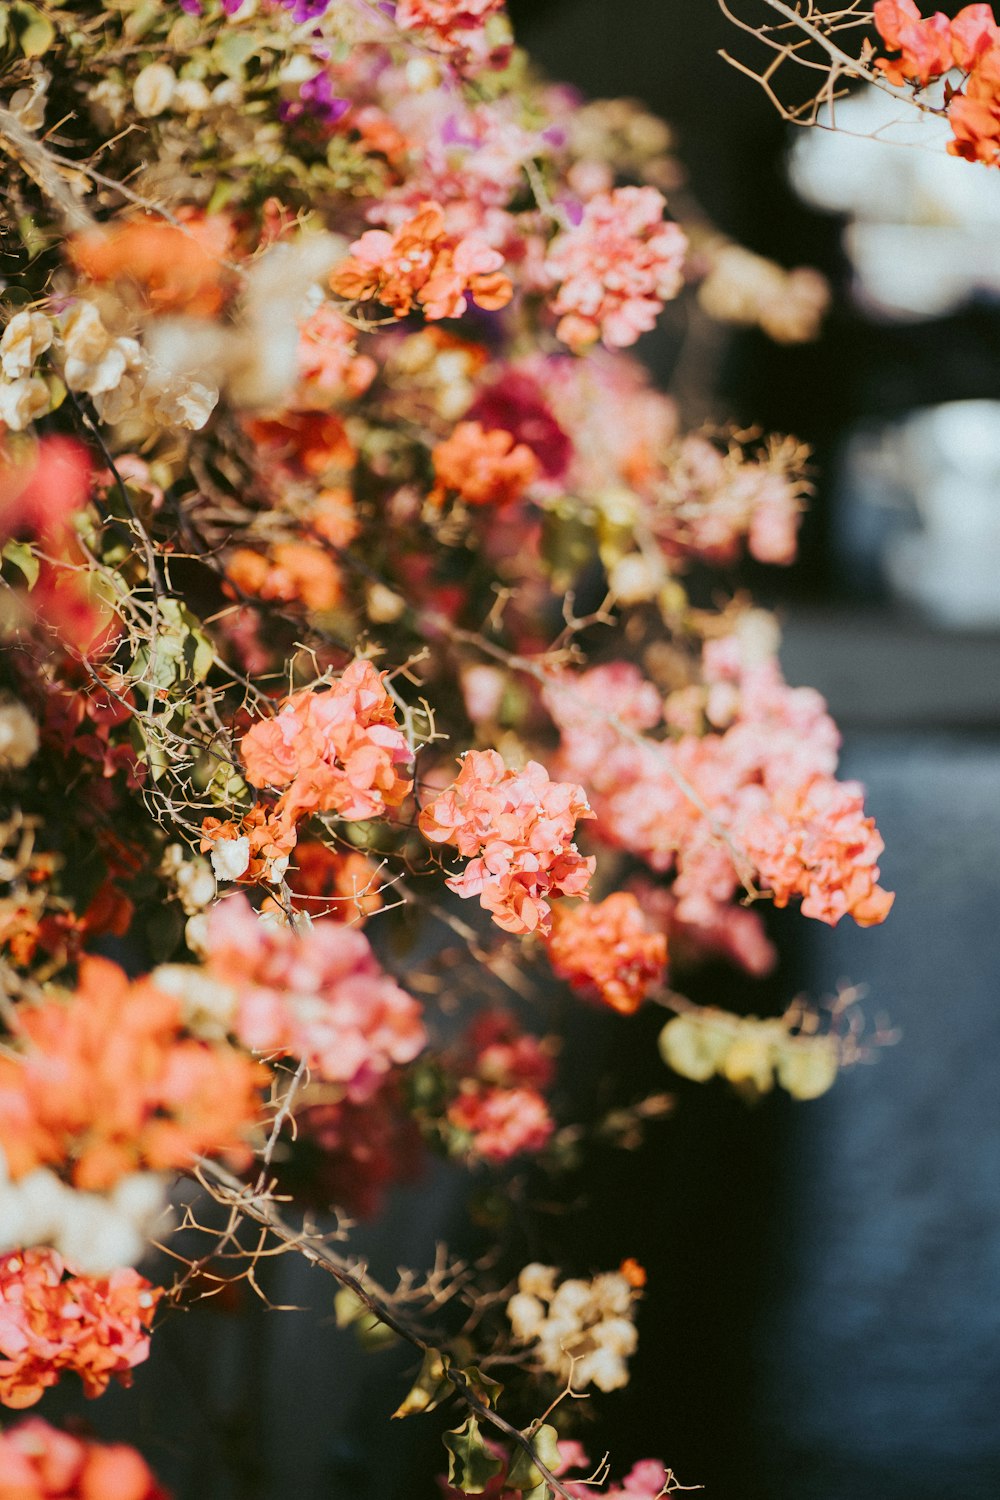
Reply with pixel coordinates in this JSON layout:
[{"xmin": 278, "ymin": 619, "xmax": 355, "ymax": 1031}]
[{"xmin": 56, "ymin": 5, "xmax": 1000, "ymax": 1497}]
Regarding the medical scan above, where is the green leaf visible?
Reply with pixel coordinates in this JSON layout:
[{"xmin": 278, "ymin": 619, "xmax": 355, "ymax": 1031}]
[
  {"xmin": 213, "ymin": 30, "xmax": 258, "ymax": 79},
  {"xmin": 333, "ymin": 1287, "xmax": 398, "ymax": 1350},
  {"xmin": 10, "ymin": 2, "xmax": 55, "ymax": 57},
  {"xmin": 443, "ymin": 1416, "xmax": 504, "ymax": 1495},
  {"xmin": 392, "ymin": 1347, "xmax": 452, "ymax": 1419},
  {"xmin": 460, "ymin": 1365, "xmax": 503, "ymax": 1411},
  {"xmin": 2, "ymin": 539, "xmax": 39, "ymax": 590},
  {"xmin": 506, "ymin": 1423, "xmax": 562, "ymax": 1492}
]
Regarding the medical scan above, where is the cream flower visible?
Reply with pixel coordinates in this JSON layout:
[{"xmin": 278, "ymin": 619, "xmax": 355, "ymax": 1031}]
[
  {"xmin": 133, "ymin": 63, "xmax": 177, "ymax": 118},
  {"xmin": 0, "ymin": 700, "xmax": 40, "ymax": 771},
  {"xmin": 0, "ymin": 376, "xmax": 51, "ymax": 431},
  {"xmin": 0, "ymin": 310, "xmax": 53, "ymax": 379}
]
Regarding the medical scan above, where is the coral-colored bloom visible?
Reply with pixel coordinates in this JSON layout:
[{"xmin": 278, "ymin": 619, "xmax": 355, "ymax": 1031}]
[
  {"xmin": 431, "ymin": 420, "xmax": 539, "ymax": 508},
  {"xmin": 331, "ymin": 202, "xmax": 512, "ymax": 320},
  {"xmin": 68, "ymin": 212, "xmax": 234, "ymax": 317},
  {"xmin": 286, "ymin": 842, "xmax": 384, "ymax": 921},
  {"xmin": 395, "ymin": 0, "xmax": 505, "ymax": 53},
  {"xmin": 0, "ymin": 1250, "xmax": 158, "ymax": 1408},
  {"xmin": 297, "ymin": 303, "xmax": 377, "ymax": 401},
  {"xmin": 546, "ymin": 892, "xmax": 667, "ymax": 1014},
  {"xmin": 0, "ymin": 956, "xmax": 266, "ymax": 1190},
  {"xmin": 0, "ymin": 1417, "xmax": 169, "ymax": 1499},
  {"xmin": 239, "ymin": 659, "xmax": 413, "ymax": 830},
  {"xmin": 418, "ymin": 749, "xmax": 595, "ymax": 935},
  {"xmin": 227, "ymin": 540, "xmax": 344, "ymax": 613},
  {"xmin": 447, "ymin": 1085, "xmax": 553, "ymax": 1162},
  {"xmin": 544, "ymin": 187, "xmax": 687, "ymax": 350},
  {"xmin": 742, "ymin": 774, "xmax": 895, "ymax": 927},
  {"xmin": 203, "ymin": 895, "xmax": 425, "ymax": 1097},
  {"xmin": 948, "ymin": 41, "xmax": 1000, "ymax": 162}
]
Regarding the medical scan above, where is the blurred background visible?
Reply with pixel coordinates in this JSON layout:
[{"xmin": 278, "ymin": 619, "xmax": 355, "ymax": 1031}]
[{"xmin": 70, "ymin": 3, "xmax": 1000, "ymax": 1496}]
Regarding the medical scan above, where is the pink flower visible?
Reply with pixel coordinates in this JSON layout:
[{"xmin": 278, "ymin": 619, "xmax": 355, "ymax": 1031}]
[
  {"xmin": 205, "ymin": 896, "xmax": 426, "ymax": 1098},
  {"xmin": 418, "ymin": 749, "xmax": 595, "ymax": 935},
  {"xmin": 447, "ymin": 1085, "xmax": 553, "ymax": 1162},
  {"xmin": 0, "ymin": 1418, "xmax": 169, "ymax": 1499},
  {"xmin": 0, "ymin": 1250, "xmax": 159, "ymax": 1409},
  {"xmin": 546, "ymin": 893, "xmax": 667, "ymax": 1014},
  {"xmin": 240, "ymin": 659, "xmax": 413, "ymax": 831},
  {"xmin": 544, "ymin": 187, "xmax": 687, "ymax": 350}
]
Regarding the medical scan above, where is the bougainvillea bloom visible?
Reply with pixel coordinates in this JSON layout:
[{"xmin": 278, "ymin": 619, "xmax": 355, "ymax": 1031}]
[
  {"xmin": 0, "ymin": 1250, "xmax": 158, "ymax": 1408},
  {"xmin": 447, "ymin": 1084, "xmax": 553, "ymax": 1162},
  {"xmin": 418, "ymin": 749, "xmax": 595, "ymax": 934},
  {"xmin": 395, "ymin": 0, "xmax": 506, "ymax": 52},
  {"xmin": 0, "ymin": 957, "xmax": 266, "ymax": 1191},
  {"xmin": 330, "ymin": 202, "xmax": 512, "ymax": 320},
  {"xmin": 202, "ymin": 895, "xmax": 426, "ymax": 1098},
  {"xmin": 872, "ymin": 0, "xmax": 953, "ymax": 84},
  {"xmin": 742, "ymin": 774, "xmax": 895, "ymax": 927},
  {"xmin": 239, "ymin": 659, "xmax": 413, "ymax": 830},
  {"xmin": 544, "ymin": 187, "xmax": 687, "ymax": 349},
  {"xmin": 431, "ymin": 420, "xmax": 539, "ymax": 507},
  {"xmin": 546, "ymin": 892, "xmax": 668, "ymax": 1014},
  {"xmin": 0, "ymin": 1418, "xmax": 169, "ymax": 1499}
]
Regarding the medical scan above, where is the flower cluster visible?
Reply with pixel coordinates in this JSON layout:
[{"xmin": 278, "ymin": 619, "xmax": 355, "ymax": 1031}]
[
  {"xmin": 442, "ymin": 1011, "xmax": 556, "ymax": 1163},
  {"xmin": 507, "ymin": 1263, "xmax": 640, "ymax": 1392},
  {"xmin": 874, "ymin": 2, "xmax": 1000, "ymax": 164},
  {"xmin": 0, "ymin": 956, "xmax": 266, "ymax": 1192},
  {"xmin": 158, "ymin": 894, "xmax": 425, "ymax": 1098},
  {"xmin": 431, "ymin": 420, "xmax": 540, "ymax": 508},
  {"xmin": 0, "ymin": 1249, "xmax": 158, "ymax": 1408},
  {"xmin": 331, "ymin": 202, "xmax": 512, "ymax": 320},
  {"xmin": 418, "ymin": 749, "xmax": 595, "ymax": 935},
  {"xmin": 238, "ymin": 659, "xmax": 413, "ymax": 837},
  {"xmin": 546, "ymin": 892, "xmax": 668, "ymax": 1014},
  {"xmin": 545, "ymin": 631, "xmax": 893, "ymax": 937},
  {"xmin": 0, "ymin": 1161, "xmax": 166, "ymax": 1276},
  {"xmin": 544, "ymin": 187, "xmax": 687, "ymax": 350},
  {"xmin": 0, "ymin": 1418, "xmax": 169, "ymax": 1500}
]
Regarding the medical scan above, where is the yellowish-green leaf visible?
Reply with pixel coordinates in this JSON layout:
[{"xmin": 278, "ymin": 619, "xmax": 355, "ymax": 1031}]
[
  {"xmin": 2, "ymin": 540, "xmax": 39, "ymax": 591},
  {"xmin": 392, "ymin": 1347, "xmax": 452, "ymax": 1419},
  {"xmin": 506, "ymin": 1423, "xmax": 562, "ymax": 1492},
  {"xmin": 11, "ymin": 2, "xmax": 55, "ymax": 57},
  {"xmin": 443, "ymin": 1416, "xmax": 504, "ymax": 1495}
]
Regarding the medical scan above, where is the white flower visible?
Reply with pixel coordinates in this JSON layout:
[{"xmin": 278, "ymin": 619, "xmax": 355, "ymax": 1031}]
[
  {"xmin": 590, "ymin": 1272, "xmax": 632, "ymax": 1316},
  {"xmin": 209, "ymin": 835, "xmax": 251, "ymax": 882},
  {"xmin": 184, "ymin": 911, "xmax": 210, "ymax": 957},
  {"xmin": 153, "ymin": 962, "xmax": 238, "ymax": 1037},
  {"xmin": 507, "ymin": 1292, "xmax": 546, "ymax": 1340},
  {"xmin": 61, "ymin": 303, "xmax": 132, "ymax": 395},
  {"xmin": 0, "ymin": 700, "xmax": 39, "ymax": 771},
  {"xmin": 0, "ymin": 376, "xmax": 50, "ymax": 430},
  {"xmin": 133, "ymin": 63, "xmax": 177, "ymax": 118},
  {"xmin": 517, "ymin": 1262, "xmax": 558, "ymax": 1298},
  {"xmin": 575, "ymin": 1347, "xmax": 629, "ymax": 1393},
  {"xmin": 9, "ymin": 74, "xmax": 49, "ymax": 132},
  {"xmin": 148, "ymin": 375, "xmax": 219, "ymax": 431},
  {"xmin": 1, "ymin": 310, "xmax": 53, "ymax": 379},
  {"xmin": 175, "ymin": 856, "xmax": 217, "ymax": 914},
  {"xmin": 265, "ymin": 853, "xmax": 290, "ymax": 885},
  {"xmin": 171, "ymin": 78, "xmax": 212, "ymax": 115}
]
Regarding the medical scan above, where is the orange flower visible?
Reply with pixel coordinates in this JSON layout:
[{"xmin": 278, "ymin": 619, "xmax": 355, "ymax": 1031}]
[
  {"xmin": 240, "ymin": 658, "xmax": 413, "ymax": 827},
  {"xmin": 0, "ymin": 1417, "xmax": 170, "ymax": 1499},
  {"xmin": 286, "ymin": 842, "xmax": 383, "ymax": 921},
  {"xmin": 243, "ymin": 410, "xmax": 356, "ymax": 477},
  {"xmin": 0, "ymin": 957, "xmax": 267, "ymax": 1190},
  {"xmin": 0, "ymin": 1250, "xmax": 159, "ymax": 1409},
  {"xmin": 200, "ymin": 801, "xmax": 297, "ymax": 886},
  {"xmin": 431, "ymin": 420, "xmax": 539, "ymax": 508},
  {"xmin": 546, "ymin": 893, "xmax": 667, "ymax": 1014},
  {"xmin": 226, "ymin": 541, "xmax": 344, "ymax": 613},
  {"xmin": 67, "ymin": 211, "xmax": 234, "ymax": 317},
  {"xmin": 331, "ymin": 201, "xmax": 512, "ymax": 321}
]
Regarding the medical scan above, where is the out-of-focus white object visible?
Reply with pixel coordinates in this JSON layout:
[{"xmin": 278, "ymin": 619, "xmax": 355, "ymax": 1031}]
[
  {"xmin": 789, "ymin": 85, "xmax": 1000, "ymax": 319},
  {"xmin": 841, "ymin": 401, "xmax": 1000, "ymax": 627}
]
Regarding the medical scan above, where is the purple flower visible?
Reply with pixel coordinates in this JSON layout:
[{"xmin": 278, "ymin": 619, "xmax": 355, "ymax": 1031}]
[{"xmin": 279, "ymin": 71, "xmax": 350, "ymax": 126}]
